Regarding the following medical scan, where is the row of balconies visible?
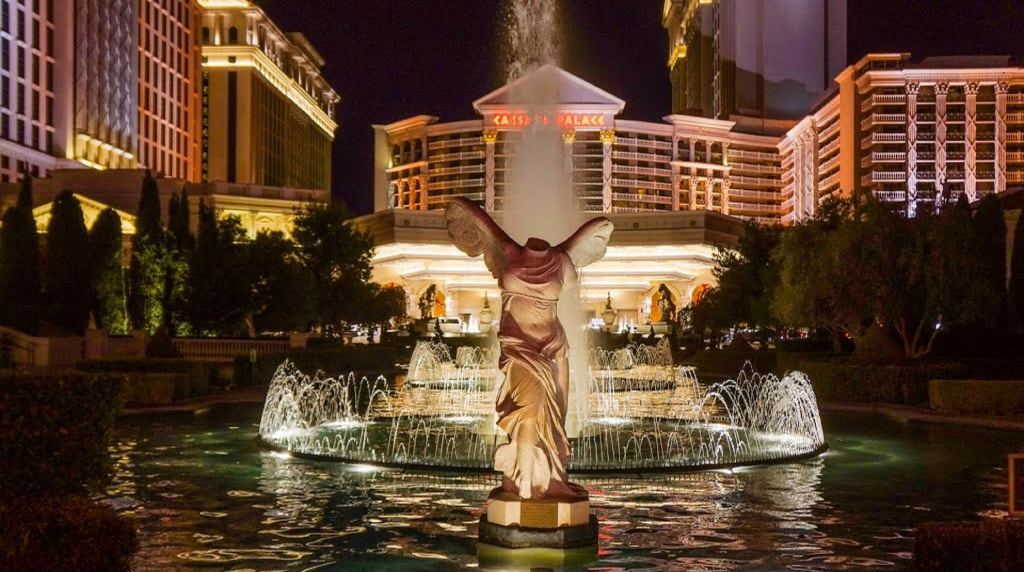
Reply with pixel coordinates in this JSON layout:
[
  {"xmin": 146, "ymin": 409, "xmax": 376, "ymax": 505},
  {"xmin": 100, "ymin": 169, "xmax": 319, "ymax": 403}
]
[
  {"xmin": 429, "ymin": 164, "xmax": 484, "ymax": 176},
  {"xmin": 729, "ymin": 201, "xmax": 782, "ymax": 213},
  {"xmin": 727, "ymin": 148, "xmax": 779, "ymax": 162},
  {"xmin": 614, "ymin": 137, "xmax": 672, "ymax": 150},
  {"xmin": 613, "ymin": 150, "xmax": 666, "ymax": 163},
  {"xmin": 611, "ymin": 178, "xmax": 672, "ymax": 191},
  {"xmin": 427, "ymin": 137, "xmax": 483, "ymax": 151},
  {"xmin": 429, "ymin": 177, "xmax": 485, "ymax": 190},
  {"xmin": 614, "ymin": 164, "xmax": 671, "ymax": 177},
  {"xmin": 610, "ymin": 192, "xmax": 673, "ymax": 205},
  {"xmin": 729, "ymin": 188, "xmax": 781, "ymax": 200},
  {"xmin": 730, "ymin": 174, "xmax": 784, "ymax": 187},
  {"xmin": 731, "ymin": 162, "xmax": 783, "ymax": 175},
  {"xmin": 429, "ymin": 150, "xmax": 485, "ymax": 162}
]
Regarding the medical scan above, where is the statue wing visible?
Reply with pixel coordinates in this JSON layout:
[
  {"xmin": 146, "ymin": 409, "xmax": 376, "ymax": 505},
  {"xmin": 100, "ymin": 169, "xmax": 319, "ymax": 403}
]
[
  {"xmin": 444, "ymin": 197, "xmax": 515, "ymax": 275},
  {"xmin": 558, "ymin": 217, "xmax": 614, "ymax": 268}
]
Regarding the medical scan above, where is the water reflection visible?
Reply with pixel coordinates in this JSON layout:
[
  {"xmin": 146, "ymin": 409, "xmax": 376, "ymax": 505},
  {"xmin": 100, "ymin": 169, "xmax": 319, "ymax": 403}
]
[{"xmin": 105, "ymin": 406, "xmax": 1020, "ymax": 571}]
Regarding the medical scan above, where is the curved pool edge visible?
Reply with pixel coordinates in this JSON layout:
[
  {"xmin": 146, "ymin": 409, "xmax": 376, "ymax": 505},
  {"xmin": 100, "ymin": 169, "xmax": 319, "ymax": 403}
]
[{"xmin": 256, "ymin": 435, "xmax": 829, "ymax": 476}]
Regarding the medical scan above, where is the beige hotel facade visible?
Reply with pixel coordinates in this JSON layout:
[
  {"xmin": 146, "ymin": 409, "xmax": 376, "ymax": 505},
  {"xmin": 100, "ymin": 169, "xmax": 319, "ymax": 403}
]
[{"xmin": 361, "ymin": 52, "xmax": 1024, "ymax": 332}]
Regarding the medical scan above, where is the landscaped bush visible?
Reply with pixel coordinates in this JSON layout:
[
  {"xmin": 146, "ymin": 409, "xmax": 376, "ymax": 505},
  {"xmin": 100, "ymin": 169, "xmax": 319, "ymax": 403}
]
[
  {"xmin": 694, "ymin": 349, "xmax": 777, "ymax": 378},
  {"xmin": 914, "ymin": 519, "xmax": 1024, "ymax": 571},
  {"xmin": 799, "ymin": 360, "xmax": 969, "ymax": 405},
  {"xmin": 0, "ymin": 496, "xmax": 137, "ymax": 572},
  {"xmin": 235, "ymin": 345, "xmax": 401, "ymax": 386},
  {"xmin": 0, "ymin": 372, "xmax": 123, "ymax": 501},
  {"xmin": 76, "ymin": 357, "xmax": 213, "ymax": 400},
  {"xmin": 929, "ymin": 379, "xmax": 1024, "ymax": 417}
]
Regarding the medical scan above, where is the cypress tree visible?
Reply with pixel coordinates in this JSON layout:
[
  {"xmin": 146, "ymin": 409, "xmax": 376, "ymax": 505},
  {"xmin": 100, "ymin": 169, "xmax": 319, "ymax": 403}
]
[
  {"xmin": 128, "ymin": 171, "xmax": 167, "ymax": 332},
  {"xmin": 46, "ymin": 191, "xmax": 91, "ymax": 334},
  {"xmin": 0, "ymin": 174, "xmax": 41, "ymax": 333},
  {"xmin": 89, "ymin": 208, "xmax": 128, "ymax": 334},
  {"xmin": 973, "ymin": 194, "xmax": 1009, "ymax": 331}
]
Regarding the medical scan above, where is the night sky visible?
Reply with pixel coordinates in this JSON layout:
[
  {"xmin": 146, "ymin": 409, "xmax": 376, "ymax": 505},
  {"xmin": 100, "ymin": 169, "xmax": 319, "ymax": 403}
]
[{"xmin": 257, "ymin": 0, "xmax": 1024, "ymax": 215}]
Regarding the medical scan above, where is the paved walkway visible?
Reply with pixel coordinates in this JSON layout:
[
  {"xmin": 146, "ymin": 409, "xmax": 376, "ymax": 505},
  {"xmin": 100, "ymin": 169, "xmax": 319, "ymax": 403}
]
[{"xmin": 121, "ymin": 389, "xmax": 1024, "ymax": 432}]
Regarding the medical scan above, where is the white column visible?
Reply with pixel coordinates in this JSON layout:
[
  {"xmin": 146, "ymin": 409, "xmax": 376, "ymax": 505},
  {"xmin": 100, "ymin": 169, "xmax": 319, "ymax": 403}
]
[
  {"xmin": 721, "ymin": 179, "xmax": 731, "ymax": 216},
  {"xmin": 562, "ymin": 129, "xmax": 575, "ymax": 210},
  {"xmin": 996, "ymin": 82, "xmax": 1009, "ymax": 193},
  {"xmin": 601, "ymin": 129, "xmax": 615, "ymax": 212},
  {"xmin": 965, "ymin": 82, "xmax": 979, "ymax": 201},
  {"xmin": 689, "ymin": 174, "xmax": 699, "ymax": 210},
  {"xmin": 671, "ymin": 169, "xmax": 682, "ymax": 211},
  {"xmin": 483, "ymin": 130, "xmax": 496, "ymax": 211},
  {"xmin": 906, "ymin": 82, "xmax": 920, "ymax": 217},
  {"xmin": 935, "ymin": 83, "xmax": 949, "ymax": 194}
]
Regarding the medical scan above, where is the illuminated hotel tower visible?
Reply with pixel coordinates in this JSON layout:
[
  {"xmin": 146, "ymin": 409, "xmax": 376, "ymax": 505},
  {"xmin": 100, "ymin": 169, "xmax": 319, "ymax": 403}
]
[
  {"xmin": 663, "ymin": 0, "xmax": 847, "ymax": 133},
  {"xmin": 197, "ymin": 0, "xmax": 339, "ymax": 190},
  {"xmin": 0, "ymin": 0, "xmax": 67, "ymax": 182},
  {"xmin": 138, "ymin": 0, "xmax": 202, "ymax": 181},
  {"xmin": 1, "ymin": 0, "xmax": 201, "ymax": 181}
]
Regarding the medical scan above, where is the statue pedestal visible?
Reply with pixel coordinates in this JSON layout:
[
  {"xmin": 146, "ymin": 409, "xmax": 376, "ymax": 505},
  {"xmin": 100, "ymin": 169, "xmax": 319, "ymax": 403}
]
[{"xmin": 478, "ymin": 489, "xmax": 598, "ymax": 550}]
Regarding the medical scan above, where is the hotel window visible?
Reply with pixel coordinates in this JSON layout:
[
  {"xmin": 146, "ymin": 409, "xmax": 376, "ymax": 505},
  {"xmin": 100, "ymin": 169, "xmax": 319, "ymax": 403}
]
[
  {"xmin": 202, "ymin": 26, "xmax": 209, "ymax": 44},
  {"xmin": 228, "ymin": 26, "xmax": 238, "ymax": 45}
]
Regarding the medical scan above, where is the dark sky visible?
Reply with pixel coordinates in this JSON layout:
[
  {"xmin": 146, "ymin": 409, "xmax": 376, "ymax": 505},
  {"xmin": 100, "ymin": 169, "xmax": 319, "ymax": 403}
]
[{"xmin": 258, "ymin": 0, "xmax": 1024, "ymax": 215}]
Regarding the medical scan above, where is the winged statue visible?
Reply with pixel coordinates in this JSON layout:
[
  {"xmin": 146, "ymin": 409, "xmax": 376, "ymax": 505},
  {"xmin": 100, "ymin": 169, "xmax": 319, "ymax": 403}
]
[{"xmin": 445, "ymin": 197, "xmax": 613, "ymax": 500}]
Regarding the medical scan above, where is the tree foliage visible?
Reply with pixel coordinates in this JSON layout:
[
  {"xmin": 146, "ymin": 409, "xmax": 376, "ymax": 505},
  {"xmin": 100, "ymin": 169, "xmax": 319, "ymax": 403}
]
[
  {"xmin": 128, "ymin": 172, "xmax": 166, "ymax": 332},
  {"xmin": 187, "ymin": 201, "xmax": 251, "ymax": 336},
  {"xmin": 46, "ymin": 192, "xmax": 92, "ymax": 334},
  {"xmin": 247, "ymin": 230, "xmax": 314, "ymax": 335},
  {"xmin": 291, "ymin": 202, "xmax": 375, "ymax": 331},
  {"xmin": 709, "ymin": 220, "xmax": 781, "ymax": 332},
  {"xmin": 88, "ymin": 208, "xmax": 128, "ymax": 334},
  {"xmin": 0, "ymin": 174, "xmax": 41, "ymax": 333}
]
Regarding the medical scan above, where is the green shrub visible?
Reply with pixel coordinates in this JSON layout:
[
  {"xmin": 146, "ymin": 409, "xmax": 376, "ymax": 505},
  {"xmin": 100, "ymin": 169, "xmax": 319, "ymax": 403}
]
[
  {"xmin": 0, "ymin": 496, "xmax": 137, "ymax": 572},
  {"xmin": 120, "ymin": 372, "xmax": 185, "ymax": 405},
  {"xmin": 0, "ymin": 373, "xmax": 123, "ymax": 501},
  {"xmin": 914, "ymin": 520, "xmax": 1024, "ymax": 571},
  {"xmin": 235, "ymin": 345, "xmax": 401, "ymax": 386},
  {"xmin": 694, "ymin": 349, "xmax": 777, "ymax": 378},
  {"xmin": 76, "ymin": 357, "xmax": 213, "ymax": 399},
  {"xmin": 799, "ymin": 360, "xmax": 969, "ymax": 405},
  {"xmin": 929, "ymin": 379, "xmax": 1024, "ymax": 417}
]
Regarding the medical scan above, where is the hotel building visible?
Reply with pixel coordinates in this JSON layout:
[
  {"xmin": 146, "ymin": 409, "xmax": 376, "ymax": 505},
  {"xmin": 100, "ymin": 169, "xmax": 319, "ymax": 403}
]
[
  {"xmin": 363, "ymin": 53, "xmax": 1024, "ymax": 330},
  {"xmin": 663, "ymin": 0, "xmax": 847, "ymax": 130},
  {"xmin": 197, "ymin": 0, "xmax": 340, "ymax": 191}
]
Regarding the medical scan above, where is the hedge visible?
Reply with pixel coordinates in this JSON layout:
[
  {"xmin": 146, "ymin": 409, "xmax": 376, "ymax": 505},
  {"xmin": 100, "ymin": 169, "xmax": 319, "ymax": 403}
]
[
  {"xmin": 929, "ymin": 379, "xmax": 1024, "ymax": 417},
  {"xmin": 694, "ymin": 349, "xmax": 778, "ymax": 378},
  {"xmin": 0, "ymin": 496, "xmax": 137, "ymax": 572},
  {"xmin": 76, "ymin": 357, "xmax": 213, "ymax": 400},
  {"xmin": 235, "ymin": 345, "xmax": 401, "ymax": 386},
  {"xmin": 799, "ymin": 361, "xmax": 969, "ymax": 405},
  {"xmin": 915, "ymin": 520, "xmax": 1024, "ymax": 571},
  {"xmin": 0, "ymin": 372, "xmax": 123, "ymax": 501}
]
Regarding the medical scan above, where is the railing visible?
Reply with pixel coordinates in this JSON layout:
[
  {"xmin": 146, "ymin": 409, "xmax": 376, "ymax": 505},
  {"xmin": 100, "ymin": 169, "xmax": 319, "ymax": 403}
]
[
  {"xmin": 731, "ymin": 162, "xmax": 783, "ymax": 175},
  {"xmin": 729, "ymin": 201, "xmax": 781, "ymax": 213},
  {"xmin": 1008, "ymin": 132, "xmax": 1024, "ymax": 142},
  {"xmin": 171, "ymin": 338, "xmax": 291, "ymax": 362},
  {"xmin": 728, "ymin": 189, "xmax": 780, "ymax": 200},
  {"xmin": 427, "ymin": 137, "xmax": 482, "ymax": 150},
  {"xmin": 429, "ymin": 177, "xmax": 485, "ymax": 190},
  {"xmin": 729, "ymin": 175, "xmax": 784, "ymax": 187},
  {"xmin": 611, "ymin": 192, "xmax": 673, "ymax": 204},
  {"xmin": 917, "ymin": 113, "xmax": 936, "ymax": 122},
  {"xmin": 872, "ymin": 171, "xmax": 907, "ymax": 182},
  {"xmin": 1008, "ymin": 94, "xmax": 1024, "ymax": 104},
  {"xmin": 1007, "ymin": 152, "xmax": 1024, "ymax": 162},
  {"xmin": 862, "ymin": 113, "xmax": 907, "ymax": 130},
  {"xmin": 614, "ymin": 165, "xmax": 671, "ymax": 177},
  {"xmin": 873, "ymin": 152, "xmax": 907, "ymax": 163},
  {"xmin": 820, "ymin": 172, "xmax": 840, "ymax": 190},
  {"xmin": 727, "ymin": 149, "xmax": 778, "ymax": 162},
  {"xmin": 875, "ymin": 190, "xmax": 907, "ymax": 202},
  {"xmin": 1008, "ymin": 171, "xmax": 1024, "ymax": 182},
  {"xmin": 861, "ymin": 93, "xmax": 906, "ymax": 112},
  {"xmin": 863, "ymin": 132, "xmax": 906, "ymax": 146},
  {"xmin": 430, "ymin": 151, "xmax": 485, "ymax": 162},
  {"xmin": 611, "ymin": 178, "xmax": 672, "ymax": 191},
  {"xmin": 613, "ymin": 151, "xmax": 667, "ymax": 163},
  {"xmin": 429, "ymin": 164, "xmax": 484, "ymax": 176},
  {"xmin": 614, "ymin": 137, "xmax": 672, "ymax": 150}
]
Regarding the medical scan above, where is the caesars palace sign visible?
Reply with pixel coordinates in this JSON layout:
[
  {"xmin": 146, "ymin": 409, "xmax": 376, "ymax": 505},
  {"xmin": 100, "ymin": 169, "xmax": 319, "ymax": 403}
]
[{"xmin": 486, "ymin": 112, "xmax": 613, "ymax": 129}]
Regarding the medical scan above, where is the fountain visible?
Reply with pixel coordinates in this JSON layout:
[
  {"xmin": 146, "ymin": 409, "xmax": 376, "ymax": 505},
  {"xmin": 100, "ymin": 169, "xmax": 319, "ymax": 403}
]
[{"xmin": 258, "ymin": 355, "xmax": 826, "ymax": 472}]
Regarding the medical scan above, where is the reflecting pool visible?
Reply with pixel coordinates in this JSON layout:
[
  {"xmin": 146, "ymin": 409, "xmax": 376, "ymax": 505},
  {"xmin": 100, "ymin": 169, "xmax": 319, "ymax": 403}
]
[{"xmin": 106, "ymin": 405, "xmax": 1021, "ymax": 571}]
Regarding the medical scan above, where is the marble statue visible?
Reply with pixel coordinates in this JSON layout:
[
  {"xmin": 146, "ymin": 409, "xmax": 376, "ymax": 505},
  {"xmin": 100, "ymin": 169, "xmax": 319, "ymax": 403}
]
[{"xmin": 445, "ymin": 197, "xmax": 613, "ymax": 500}]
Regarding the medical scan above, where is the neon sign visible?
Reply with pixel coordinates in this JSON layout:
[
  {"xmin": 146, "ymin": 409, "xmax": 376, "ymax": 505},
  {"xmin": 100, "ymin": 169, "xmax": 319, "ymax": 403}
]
[{"xmin": 489, "ymin": 113, "xmax": 608, "ymax": 128}]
